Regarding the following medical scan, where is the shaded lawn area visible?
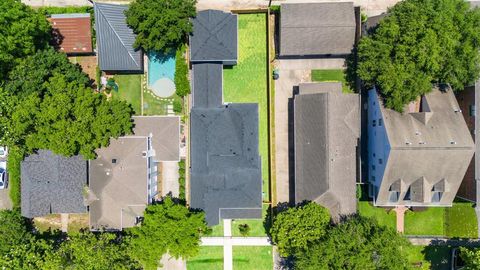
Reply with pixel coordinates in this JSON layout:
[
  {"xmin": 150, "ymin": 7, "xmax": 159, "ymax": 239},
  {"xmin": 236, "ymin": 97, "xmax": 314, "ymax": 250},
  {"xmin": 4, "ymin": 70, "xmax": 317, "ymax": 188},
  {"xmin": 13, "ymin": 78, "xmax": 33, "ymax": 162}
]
[
  {"xmin": 311, "ymin": 69, "xmax": 352, "ymax": 93},
  {"xmin": 358, "ymin": 201, "xmax": 396, "ymax": 230},
  {"xmin": 208, "ymin": 203, "xmax": 269, "ymax": 237},
  {"xmin": 233, "ymin": 246, "xmax": 273, "ymax": 270},
  {"xmin": 187, "ymin": 247, "xmax": 223, "ymax": 270},
  {"xmin": 445, "ymin": 202, "xmax": 478, "ymax": 238},
  {"xmin": 404, "ymin": 208, "xmax": 445, "ymax": 236},
  {"xmin": 223, "ymin": 13, "xmax": 269, "ymax": 201},
  {"xmin": 112, "ymin": 74, "xmax": 142, "ymax": 115},
  {"xmin": 406, "ymin": 245, "xmax": 451, "ymax": 270}
]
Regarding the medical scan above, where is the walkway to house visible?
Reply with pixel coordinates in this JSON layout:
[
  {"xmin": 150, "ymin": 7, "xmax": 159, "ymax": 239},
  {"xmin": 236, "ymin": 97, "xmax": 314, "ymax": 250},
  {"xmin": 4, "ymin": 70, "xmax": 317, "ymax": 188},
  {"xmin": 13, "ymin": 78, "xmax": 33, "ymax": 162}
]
[
  {"xmin": 408, "ymin": 236, "xmax": 480, "ymax": 247},
  {"xmin": 394, "ymin": 206, "xmax": 408, "ymax": 233},
  {"xmin": 60, "ymin": 213, "xmax": 69, "ymax": 233},
  {"xmin": 200, "ymin": 219, "xmax": 272, "ymax": 270}
]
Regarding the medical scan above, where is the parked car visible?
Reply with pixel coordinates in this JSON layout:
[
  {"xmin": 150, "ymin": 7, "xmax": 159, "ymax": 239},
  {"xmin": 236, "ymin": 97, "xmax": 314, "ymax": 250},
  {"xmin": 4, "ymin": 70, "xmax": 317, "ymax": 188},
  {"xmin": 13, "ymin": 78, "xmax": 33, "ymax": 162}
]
[
  {"xmin": 0, "ymin": 161, "xmax": 6, "ymax": 189},
  {"xmin": 0, "ymin": 146, "xmax": 7, "ymax": 158}
]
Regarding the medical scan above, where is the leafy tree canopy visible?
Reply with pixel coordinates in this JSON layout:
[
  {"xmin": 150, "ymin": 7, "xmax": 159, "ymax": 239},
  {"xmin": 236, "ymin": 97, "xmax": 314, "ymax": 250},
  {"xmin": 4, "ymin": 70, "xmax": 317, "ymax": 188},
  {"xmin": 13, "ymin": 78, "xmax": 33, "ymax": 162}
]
[
  {"xmin": 0, "ymin": 0, "xmax": 51, "ymax": 79},
  {"xmin": 356, "ymin": 0, "xmax": 480, "ymax": 111},
  {"xmin": 44, "ymin": 232, "xmax": 140, "ymax": 270},
  {"xmin": 125, "ymin": 0, "xmax": 197, "ymax": 53},
  {"xmin": 270, "ymin": 202, "xmax": 330, "ymax": 257},
  {"xmin": 295, "ymin": 217, "xmax": 412, "ymax": 270},
  {"xmin": 126, "ymin": 196, "xmax": 208, "ymax": 270},
  {"xmin": 460, "ymin": 247, "xmax": 480, "ymax": 270}
]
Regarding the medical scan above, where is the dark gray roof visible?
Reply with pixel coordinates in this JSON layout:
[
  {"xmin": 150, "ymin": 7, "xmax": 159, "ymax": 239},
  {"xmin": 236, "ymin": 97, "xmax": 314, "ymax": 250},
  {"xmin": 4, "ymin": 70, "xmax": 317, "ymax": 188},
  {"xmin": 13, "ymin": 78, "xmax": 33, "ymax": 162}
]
[
  {"xmin": 192, "ymin": 63, "xmax": 223, "ymax": 108},
  {"xmin": 21, "ymin": 150, "xmax": 87, "ymax": 218},
  {"xmin": 280, "ymin": 2, "xmax": 356, "ymax": 56},
  {"xmin": 190, "ymin": 10, "xmax": 237, "ymax": 63},
  {"xmin": 190, "ymin": 104, "xmax": 262, "ymax": 225},
  {"xmin": 94, "ymin": 3, "xmax": 143, "ymax": 72},
  {"xmin": 294, "ymin": 83, "xmax": 359, "ymax": 218}
]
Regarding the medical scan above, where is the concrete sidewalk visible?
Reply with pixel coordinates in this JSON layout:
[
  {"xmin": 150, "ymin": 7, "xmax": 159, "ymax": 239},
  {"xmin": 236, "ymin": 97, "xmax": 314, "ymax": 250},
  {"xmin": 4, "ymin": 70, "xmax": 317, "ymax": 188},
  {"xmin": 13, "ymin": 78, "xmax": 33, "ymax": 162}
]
[
  {"xmin": 408, "ymin": 237, "xmax": 480, "ymax": 246},
  {"xmin": 201, "ymin": 237, "xmax": 272, "ymax": 246}
]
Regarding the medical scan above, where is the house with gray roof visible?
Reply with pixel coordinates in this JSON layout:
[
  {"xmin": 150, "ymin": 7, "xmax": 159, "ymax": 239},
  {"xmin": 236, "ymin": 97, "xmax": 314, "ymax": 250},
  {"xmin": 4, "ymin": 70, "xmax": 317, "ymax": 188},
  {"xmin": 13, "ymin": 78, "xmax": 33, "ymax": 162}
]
[
  {"xmin": 89, "ymin": 116, "xmax": 179, "ymax": 230},
  {"xmin": 189, "ymin": 10, "xmax": 262, "ymax": 226},
  {"xmin": 21, "ymin": 150, "xmax": 87, "ymax": 218},
  {"xmin": 368, "ymin": 85, "xmax": 475, "ymax": 206},
  {"xmin": 294, "ymin": 82, "xmax": 359, "ymax": 219},
  {"xmin": 94, "ymin": 2, "xmax": 143, "ymax": 72},
  {"xmin": 280, "ymin": 2, "xmax": 357, "ymax": 57},
  {"xmin": 190, "ymin": 10, "xmax": 237, "ymax": 65}
]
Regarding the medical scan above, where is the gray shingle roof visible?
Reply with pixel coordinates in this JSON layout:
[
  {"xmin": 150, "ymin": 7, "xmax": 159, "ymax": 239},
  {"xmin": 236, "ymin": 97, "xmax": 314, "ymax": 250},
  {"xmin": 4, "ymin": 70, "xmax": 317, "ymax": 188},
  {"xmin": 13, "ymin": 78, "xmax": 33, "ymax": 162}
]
[
  {"xmin": 190, "ymin": 10, "xmax": 237, "ymax": 64},
  {"xmin": 192, "ymin": 63, "xmax": 223, "ymax": 108},
  {"xmin": 94, "ymin": 3, "xmax": 143, "ymax": 72},
  {"xmin": 280, "ymin": 2, "xmax": 356, "ymax": 56},
  {"xmin": 294, "ymin": 83, "xmax": 359, "ymax": 218},
  {"xmin": 190, "ymin": 104, "xmax": 262, "ymax": 225},
  {"xmin": 21, "ymin": 150, "xmax": 87, "ymax": 218}
]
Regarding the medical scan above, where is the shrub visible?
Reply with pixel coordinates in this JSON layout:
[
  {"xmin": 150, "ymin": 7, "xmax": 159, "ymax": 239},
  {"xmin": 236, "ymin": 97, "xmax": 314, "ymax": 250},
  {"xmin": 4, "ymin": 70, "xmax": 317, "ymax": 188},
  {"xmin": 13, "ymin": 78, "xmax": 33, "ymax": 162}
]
[
  {"xmin": 173, "ymin": 99, "xmax": 182, "ymax": 113},
  {"xmin": 178, "ymin": 160, "xmax": 186, "ymax": 200},
  {"xmin": 174, "ymin": 45, "xmax": 191, "ymax": 97},
  {"xmin": 7, "ymin": 146, "xmax": 24, "ymax": 208},
  {"xmin": 238, "ymin": 224, "xmax": 250, "ymax": 237}
]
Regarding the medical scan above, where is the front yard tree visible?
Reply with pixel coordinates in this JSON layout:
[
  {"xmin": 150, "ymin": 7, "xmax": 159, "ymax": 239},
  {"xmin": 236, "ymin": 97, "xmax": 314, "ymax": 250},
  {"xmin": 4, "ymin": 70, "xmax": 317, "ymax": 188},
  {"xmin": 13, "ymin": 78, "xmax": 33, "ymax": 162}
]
[
  {"xmin": 460, "ymin": 247, "xmax": 480, "ymax": 269},
  {"xmin": 295, "ymin": 217, "xmax": 411, "ymax": 270},
  {"xmin": 125, "ymin": 0, "xmax": 197, "ymax": 53},
  {"xmin": 356, "ymin": 0, "xmax": 480, "ymax": 111},
  {"xmin": 126, "ymin": 196, "xmax": 208, "ymax": 269},
  {"xmin": 270, "ymin": 202, "xmax": 330, "ymax": 257},
  {"xmin": 0, "ymin": 0, "xmax": 51, "ymax": 79}
]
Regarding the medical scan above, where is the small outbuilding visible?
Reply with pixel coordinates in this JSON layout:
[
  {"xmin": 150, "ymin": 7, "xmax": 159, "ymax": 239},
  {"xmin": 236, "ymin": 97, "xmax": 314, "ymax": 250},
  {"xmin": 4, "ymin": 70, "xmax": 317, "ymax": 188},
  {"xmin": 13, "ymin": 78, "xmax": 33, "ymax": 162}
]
[{"xmin": 48, "ymin": 13, "xmax": 93, "ymax": 55}]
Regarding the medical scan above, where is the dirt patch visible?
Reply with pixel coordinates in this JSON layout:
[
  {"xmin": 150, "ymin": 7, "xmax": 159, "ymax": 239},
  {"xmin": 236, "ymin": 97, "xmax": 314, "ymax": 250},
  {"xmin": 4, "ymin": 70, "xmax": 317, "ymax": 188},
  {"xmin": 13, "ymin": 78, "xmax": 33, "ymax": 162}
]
[
  {"xmin": 34, "ymin": 214, "xmax": 62, "ymax": 232},
  {"xmin": 69, "ymin": 56, "xmax": 98, "ymax": 87},
  {"xmin": 68, "ymin": 213, "xmax": 89, "ymax": 232}
]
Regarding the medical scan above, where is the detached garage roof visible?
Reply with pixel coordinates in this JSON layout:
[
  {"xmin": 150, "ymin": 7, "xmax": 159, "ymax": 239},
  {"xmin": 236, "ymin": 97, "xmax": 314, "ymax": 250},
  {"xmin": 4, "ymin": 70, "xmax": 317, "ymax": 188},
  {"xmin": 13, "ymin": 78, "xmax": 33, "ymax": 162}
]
[
  {"xmin": 94, "ymin": 3, "xmax": 143, "ymax": 72},
  {"xmin": 21, "ymin": 150, "xmax": 87, "ymax": 218},
  {"xmin": 280, "ymin": 2, "xmax": 356, "ymax": 56},
  {"xmin": 48, "ymin": 13, "xmax": 93, "ymax": 54}
]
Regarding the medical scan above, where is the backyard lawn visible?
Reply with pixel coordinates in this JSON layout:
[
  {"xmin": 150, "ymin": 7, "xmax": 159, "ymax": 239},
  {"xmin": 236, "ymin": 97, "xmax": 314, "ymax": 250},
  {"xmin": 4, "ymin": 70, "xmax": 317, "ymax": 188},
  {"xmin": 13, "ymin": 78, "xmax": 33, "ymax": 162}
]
[
  {"xmin": 311, "ymin": 69, "xmax": 352, "ymax": 93},
  {"xmin": 358, "ymin": 201, "xmax": 396, "ymax": 230},
  {"xmin": 112, "ymin": 74, "xmax": 142, "ymax": 115},
  {"xmin": 186, "ymin": 246, "xmax": 273, "ymax": 270},
  {"xmin": 406, "ymin": 245, "xmax": 451, "ymax": 270},
  {"xmin": 223, "ymin": 13, "xmax": 269, "ymax": 201}
]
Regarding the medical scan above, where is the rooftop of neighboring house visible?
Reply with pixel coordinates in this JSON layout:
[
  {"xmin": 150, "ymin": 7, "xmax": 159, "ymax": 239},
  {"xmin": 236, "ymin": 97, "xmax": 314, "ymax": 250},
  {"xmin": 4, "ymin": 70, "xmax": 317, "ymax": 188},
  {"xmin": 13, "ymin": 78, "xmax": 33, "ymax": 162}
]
[
  {"xmin": 21, "ymin": 150, "xmax": 87, "ymax": 218},
  {"xmin": 93, "ymin": 2, "xmax": 143, "ymax": 72},
  {"xmin": 279, "ymin": 2, "xmax": 356, "ymax": 57},
  {"xmin": 48, "ymin": 13, "xmax": 93, "ymax": 54},
  {"xmin": 294, "ymin": 82, "xmax": 359, "ymax": 219},
  {"xmin": 89, "ymin": 116, "xmax": 180, "ymax": 230},
  {"xmin": 189, "ymin": 9, "xmax": 238, "ymax": 64}
]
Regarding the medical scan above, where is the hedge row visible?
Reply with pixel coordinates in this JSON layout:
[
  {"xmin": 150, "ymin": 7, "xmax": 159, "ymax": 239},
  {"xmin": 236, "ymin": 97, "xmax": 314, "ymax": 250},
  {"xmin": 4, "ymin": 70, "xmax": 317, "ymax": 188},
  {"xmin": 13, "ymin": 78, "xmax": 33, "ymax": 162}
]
[
  {"xmin": 7, "ymin": 146, "xmax": 24, "ymax": 209},
  {"xmin": 174, "ymin": 45, "xmax": 190, "ymax": 97},
  {"xmin": 178, "ymin": 160, "xmax": 186, "ymax": 200}
]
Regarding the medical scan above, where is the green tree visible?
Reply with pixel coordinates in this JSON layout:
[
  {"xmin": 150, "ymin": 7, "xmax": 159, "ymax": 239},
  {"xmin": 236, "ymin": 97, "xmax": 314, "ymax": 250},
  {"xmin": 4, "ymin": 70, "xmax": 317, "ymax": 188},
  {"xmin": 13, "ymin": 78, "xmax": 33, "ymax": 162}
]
[
  {"xmin": 44, "ymin": 232, "xmax": 140, "ymax": 270},
  {"xmin": 295, "ymin": 217, "xmax": 411, "ymax": 270},
  {"xmin": 270, "ymin": 202, "xmax": 330, "ymax": 257},
  {"xmin": 126, "ymin": 196, "xmax": 208, "ymax": 269},
  {"xmin": 356, "ymin": 0, "xmax": 480, "ymax": 111},
  {"xmin": 460, "ymin": 247, "xmax": 480, "ymax": 270},
  {"xmin": 175, "ymin": 45, "xmax": 191, "ymax": 97},
  {"xmin": 125, "ymin": 0, "xmax": 197, "ymax": 53},
  {"xmin": 0, "ymin": 210, "xmax": 32, "ymax": 254},
  {"xmin": 0, "ymin": 0, "xmax": 51, "ymax": 79}
]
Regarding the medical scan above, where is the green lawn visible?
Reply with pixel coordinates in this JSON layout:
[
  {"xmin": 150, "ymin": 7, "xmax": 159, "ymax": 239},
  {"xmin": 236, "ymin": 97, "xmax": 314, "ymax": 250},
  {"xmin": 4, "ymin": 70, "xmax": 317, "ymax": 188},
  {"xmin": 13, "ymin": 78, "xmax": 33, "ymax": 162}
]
[
  {"xmin": 223, "ymin": 13, "xmax": 269, "ymax": 201},
  {"xmin": 406, "ymin": 245, "xmax": 451, "ymax": 270},
  {"xmin": 404, "ymin": 208, "xmax": 445, "ymax": 236},
  {"xmin": 187, "ymin": 247, "xmax": 223, "ymax": 270},
  {"xmin": 445, "ymin": 202, "xmax": 478, "ymax": 238},
  {"xmin": 208, "ymin": 204, "xmax": 269, "ymax": 237},
  {"xmin": 112, "ymin": 74, "xmax": 142, "ymax": 115},
  {"xmin": 311, "ymin": 69, "xmax": 352, "ymax": 93},
  {"xmin": 358, "ymin": 201, "xmax": 396, "ymax": 230},
  {"xmin": 233, "ymin": 247, "xmax": 273, "ymax": 270}
]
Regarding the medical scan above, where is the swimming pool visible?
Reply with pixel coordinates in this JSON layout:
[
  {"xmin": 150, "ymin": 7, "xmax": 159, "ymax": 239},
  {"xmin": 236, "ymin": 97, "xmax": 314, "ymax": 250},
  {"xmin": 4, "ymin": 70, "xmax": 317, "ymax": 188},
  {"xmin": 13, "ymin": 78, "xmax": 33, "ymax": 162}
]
[{"xmin": 148, "ymin": 52, "xmax": 176, "ymax": 97}]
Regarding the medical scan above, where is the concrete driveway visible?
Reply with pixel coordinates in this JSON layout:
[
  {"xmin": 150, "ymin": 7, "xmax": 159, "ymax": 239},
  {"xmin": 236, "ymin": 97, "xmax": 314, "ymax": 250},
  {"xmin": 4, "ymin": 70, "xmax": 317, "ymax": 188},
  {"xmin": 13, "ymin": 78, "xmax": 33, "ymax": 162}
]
[
  {"xmin": 161, "ymin": 161, "xmax": 180, "ymax": 197},
  {"xmin": 0, "ymin": 184, "xmax": 13, "ymax": 210}
]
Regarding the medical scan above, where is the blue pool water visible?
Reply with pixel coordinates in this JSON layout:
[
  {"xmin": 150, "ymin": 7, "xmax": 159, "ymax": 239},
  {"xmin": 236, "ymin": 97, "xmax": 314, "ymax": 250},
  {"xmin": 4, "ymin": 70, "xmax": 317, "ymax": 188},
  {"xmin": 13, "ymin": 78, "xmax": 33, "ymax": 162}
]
[{"xmin": 148, "ymin": 52, "xmax": 176, "ymax": 87}]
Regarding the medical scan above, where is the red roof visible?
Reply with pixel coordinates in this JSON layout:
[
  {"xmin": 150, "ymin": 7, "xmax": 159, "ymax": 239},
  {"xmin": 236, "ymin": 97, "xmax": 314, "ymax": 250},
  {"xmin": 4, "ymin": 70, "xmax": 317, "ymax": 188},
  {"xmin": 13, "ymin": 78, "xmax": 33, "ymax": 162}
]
[{"xmin": 48, "ymin": 14, "xmax": 93, "ymax": 54}]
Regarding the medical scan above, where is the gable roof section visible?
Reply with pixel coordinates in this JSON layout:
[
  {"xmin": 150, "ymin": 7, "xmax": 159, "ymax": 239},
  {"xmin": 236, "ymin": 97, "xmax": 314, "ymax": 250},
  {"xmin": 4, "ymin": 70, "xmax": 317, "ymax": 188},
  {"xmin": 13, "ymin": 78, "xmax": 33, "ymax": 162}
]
[
  {"xmin": 294, "ymin": 82, "xmax": 359, "ymax": 218},
  {"xmin": 190, "ymin": 10, "xmax": 237, "ymax": 63},
  {"xmin": 192, "ymin": 63, "xmax": 223, "ymax": 108},
  {"xmin": 190, "ymin": 104, "xmax": 262, "ymax": 225},
  {"xmin": 94, "ymin": 3, "xmax": 143, "ymax": 71},
  {"xmin": 280, "ymin": 2, "xmax": 356, "ymax": 56},
  {"xmin": 21, "ymin": 150, "xmax": 87, "ymax": 218},
  {"xmin": 48, "ymin": 13, "xmax": 93, "ymax": 54}
]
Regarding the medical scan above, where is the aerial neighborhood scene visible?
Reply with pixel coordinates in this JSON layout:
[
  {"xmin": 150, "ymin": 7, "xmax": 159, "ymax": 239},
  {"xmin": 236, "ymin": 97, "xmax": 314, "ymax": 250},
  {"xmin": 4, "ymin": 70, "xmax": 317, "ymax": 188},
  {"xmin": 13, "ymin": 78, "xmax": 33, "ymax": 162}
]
[{"xmin": 4, "ymin": 0, "xmax": 480, "ymax": 269}]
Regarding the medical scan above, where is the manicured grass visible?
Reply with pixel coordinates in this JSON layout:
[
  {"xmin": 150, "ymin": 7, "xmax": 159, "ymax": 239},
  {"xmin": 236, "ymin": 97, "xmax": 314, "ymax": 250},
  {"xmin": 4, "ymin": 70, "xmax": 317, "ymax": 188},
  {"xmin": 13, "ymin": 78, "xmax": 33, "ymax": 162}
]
[
  {"xmin": 311, "ymin": 69, "xmax": 352, "ymax": 93},
  {"xmin": 232, "ymin": 204, "xmax": 269, "ymax": 237},
  {"xmin": 406, "ymin": 245, "xmax": 451, "ymax": 270},
  {"xmin": 358, "ymin": 201, "xmax": 396, "ymax": 230},
  {"xmin": 445, "ymin": 202, "xmax": 478, "ymax": 238},
  {"xmin": 187, "ymin": 247, "xmax": 223, "ymax": 270},
  {"xmin": 112, "ymin": 74, "xmax": 142, "ymax": 115},
  {"xmin": 233, "ymin": 246, "xmax": 273, "ymax": 270},
  {"xmin": 223, "ymin": 13, "xmax": 269, "ymax": 201},
  {"xmin": 142, "ymin": 89, "xmax": 167, "ymax": 115},
  {"xmin": 404, "ymin": 208, "xmax": 445, "ymax": 236}
]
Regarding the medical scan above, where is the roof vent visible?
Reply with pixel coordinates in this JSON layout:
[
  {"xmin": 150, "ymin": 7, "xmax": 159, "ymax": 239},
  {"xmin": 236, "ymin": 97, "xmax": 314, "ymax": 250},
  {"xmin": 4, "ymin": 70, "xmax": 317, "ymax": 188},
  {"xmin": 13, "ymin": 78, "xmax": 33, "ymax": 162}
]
[
  {"xmin": 450, "ymin": 141, "xmax": 457, "ymax": 145},
  {"xmin": 419, "ymin": 141, "xmax": 426, "ymax": 145},
  {"xmin": 406, "ymin": 142, "xmax": 412, "ymax": 145},
  {"xmin": 111, "ymin": 159, "xmax": 117, "ymax": 164},
  {"xmin": 454, "ymin": 109, "xmax": 462, "ymax": 113},
  {"xmin": 142, "ymin": 152, "xmax": 147, "ymax": 157},
  {"xmin": 415, "ymin": 131, "xmax": 421, "ymax": 135}
]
